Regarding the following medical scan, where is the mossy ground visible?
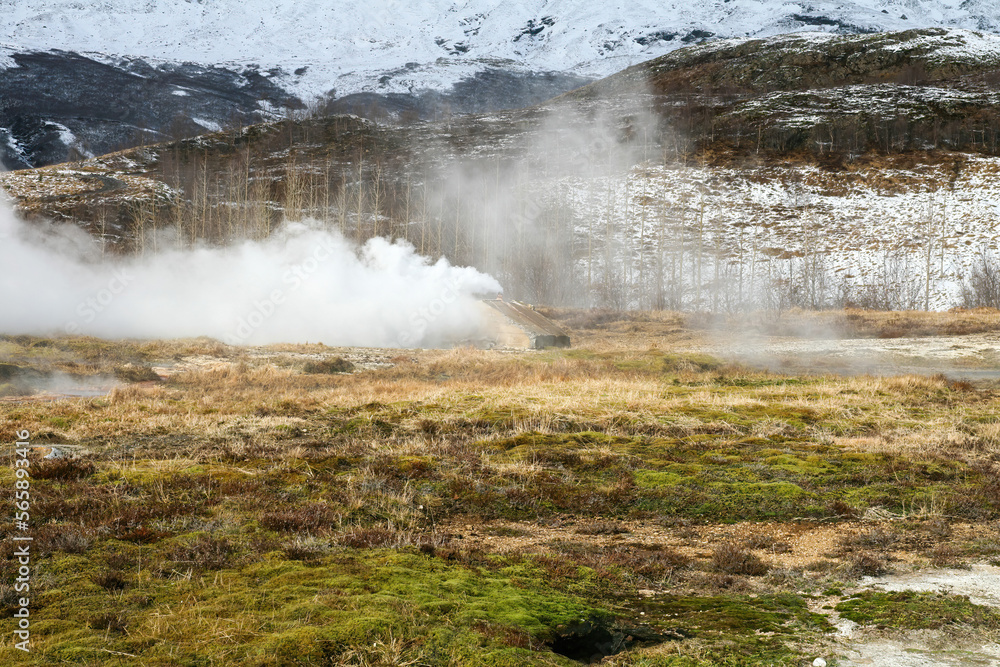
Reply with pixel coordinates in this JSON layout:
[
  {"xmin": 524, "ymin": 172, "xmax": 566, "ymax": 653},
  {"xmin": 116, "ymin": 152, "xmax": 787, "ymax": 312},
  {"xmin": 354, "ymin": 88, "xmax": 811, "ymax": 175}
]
[
  {"xmin": 834, "ymin": 590, "xmax": 1000, "ymax": 631},
  {"xmin": 16, "ymin": 548, "xmax": 607, "ymax": 666},
  {"xmin": 3, "ymin": 327, "xmax": 1000, "ymax": 664}
]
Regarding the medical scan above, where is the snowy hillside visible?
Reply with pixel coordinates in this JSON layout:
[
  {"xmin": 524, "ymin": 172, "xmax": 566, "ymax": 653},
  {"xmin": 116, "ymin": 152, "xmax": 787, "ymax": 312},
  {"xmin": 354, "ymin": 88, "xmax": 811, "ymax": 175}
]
[
  {"xmin": 552, "ymin": 156, "xmax": 1000, "ymax": 310},
  {"xmin": 4, "ymin": 0, "xmax": 1000, "ymax": 100}
]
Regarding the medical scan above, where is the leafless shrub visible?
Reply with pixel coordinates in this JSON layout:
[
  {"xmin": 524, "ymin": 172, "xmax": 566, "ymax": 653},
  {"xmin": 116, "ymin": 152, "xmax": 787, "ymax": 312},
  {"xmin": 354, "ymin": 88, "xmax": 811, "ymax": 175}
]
[
  {"xmin": 168, "ymin": 534, "xmax": 234, "ymax": 570},
  {"xmin": 766, "ymin": 567, "xmax": 805, "ymax": 586},
  {"xmin": 339, "ymin": 527, "xmax": 398, "ymax": 549},
  {"xmin": 113, "ymin": 363, "xmax": 162, "ymax": 382},
  {"xmin": 0, "ymin": 583, "xmax": 21, "ymax": 611},
  {"xmin": 929, "ymin": 544, "xmax": 967, "ymax": 568},
  {"xmin": 575, "ymin": 521, "xmax": 630, "ymax": 535},
  {"xmin": 89, "ymin": 611, "xmax": 128, "ymax": 634},
  {"xmin": 260, "ymin": 503, "xmax": 341, "ymax": 533},
  {"xmin": 553, "ymin": 541, "xmax": 692, "ymax": 580},
  {"xmin": 961, "ymin": 248, "xmax": 1000, "ymax": 308},
  {"xmin": 838, "ymin": 527, "xmax": 897, "ymax": 551},
  {"xmin": 838, "ymin": 253, "xmax": 923, "ymax": 311},
  {"xmin": 697, "ymin": 572, "xmax": 753, "ymax": 591},
  {"xmin": 32, "ymin": 458, "xmax": 96, "ymax": 481},
  {"xmin": 742, "ymin": 534, "xmax": 792, "ymax": 553},
  {"xmin": 302, "ymin": 357, "xmax": 354, "ymax": 374},
  {"xmin": 282, "ymin": 537, "xmax": 331, "ymax": 561},
  {"xmin": 337, "ymin": 527, "xmax": 445, "ymax": 553},
  {"xmin": 924, "ymin": 518, "xmax": 952, "ymax": 539},
  {"xmin": 826, "ymin": 499, "xmax": 860, "ymax": 518},
  {"xmin": 845, "ymin": 551, "xmax": 889, "ymax": 577},
  {"xmin": 92, "ymin": 570, "xmax": 129, "ymax": 591},
  {"xmin": 35, "ymin": 524, "xmax": 92, "ymax": 555},
  {"xmin": 804, "ymin": 559, "xmax": 837, "ymax": 572},
  {"xmin": 711, "ymin": 542, "xmax": 769, "ymax": 576}
]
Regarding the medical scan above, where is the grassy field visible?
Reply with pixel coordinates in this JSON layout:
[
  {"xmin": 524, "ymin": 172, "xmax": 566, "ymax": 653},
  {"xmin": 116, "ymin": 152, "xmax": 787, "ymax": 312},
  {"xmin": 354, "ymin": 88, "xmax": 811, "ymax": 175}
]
[{"xmin": 2, "ymin": 313, "xmax": 1000, "ymax": 665}]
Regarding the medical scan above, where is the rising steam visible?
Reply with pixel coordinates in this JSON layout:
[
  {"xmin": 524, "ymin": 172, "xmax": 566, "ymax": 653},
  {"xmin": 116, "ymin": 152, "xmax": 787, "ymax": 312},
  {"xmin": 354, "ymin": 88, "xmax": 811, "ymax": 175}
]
[{"xmin": 0, "ymin": 200, "xmax": 501, "ymax": 347}]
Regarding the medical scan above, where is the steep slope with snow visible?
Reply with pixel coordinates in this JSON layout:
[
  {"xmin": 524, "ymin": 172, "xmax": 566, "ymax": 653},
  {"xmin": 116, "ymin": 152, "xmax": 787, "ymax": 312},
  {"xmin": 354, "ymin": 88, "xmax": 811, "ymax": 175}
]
[
  {"xmin": 4, "ymin": 1, "xmax": 1000, "ymax": 98},
  {"xmin": 2, "ymin": 1, "xmax": 1000, "ymax": 168}
]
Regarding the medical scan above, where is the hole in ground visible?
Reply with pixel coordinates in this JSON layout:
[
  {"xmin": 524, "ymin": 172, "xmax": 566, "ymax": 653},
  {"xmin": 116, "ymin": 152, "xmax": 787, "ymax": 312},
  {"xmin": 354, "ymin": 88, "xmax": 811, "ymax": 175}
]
[{"xmin": 549, "ymin": 618, "xmax": 663, "ymax": 664}]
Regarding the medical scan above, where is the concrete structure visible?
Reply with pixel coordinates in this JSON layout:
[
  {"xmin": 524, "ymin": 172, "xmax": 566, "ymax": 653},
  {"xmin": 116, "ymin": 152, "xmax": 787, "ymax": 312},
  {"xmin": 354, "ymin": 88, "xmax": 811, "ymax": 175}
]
[{"xmin": 480, "ymin": 299, "xmax": 571, "ymax": 349}]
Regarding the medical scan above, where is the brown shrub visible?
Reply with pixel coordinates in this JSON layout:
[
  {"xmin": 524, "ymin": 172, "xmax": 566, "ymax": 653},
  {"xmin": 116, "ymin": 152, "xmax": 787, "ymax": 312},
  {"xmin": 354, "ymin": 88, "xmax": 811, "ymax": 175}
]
[
  {"xmin": 303, "ymin": 357, "xmax": 354, "ymax": 374},
  {"xmin": 168, "ymin": 534, "xmax": 234, "ymax": 570},
  {"xmin": 32, "ymin": 458, "xmax": 96, "ymax": 481},
  {"xmin": 924, "ymin": 518, "xmax": 953, "ymax": 539},
  {"xmin": 339, "ymin": 528, "xmax": 398, "ymax": 549},
  {"xmin": 92, "ymin": 570, "xmax": 129, "ymax": 591},
  {"xmin": 260, "ymin": 503, "xmax": 341, "ymax": 533},
  {"xmin": 575, "ymin": 521, "xmax": 630, "ymax": 535},
  {"xmin": 282, "ymin": 538, "xmax": 330, "ymax": 561},
  {"xmin": 827, "ymin": 499, "xmax": 860, "ymax": 518},
  {"xmin": 337, "ymin": 528, "xmax": 443, "ymax": 552},
  {"xmin": 838, "ymin": 527, "xmax": 897, "ymax": 552},
  {"xmin": 88, "ymin": 611, "xmax": 128, "ymax": 634},
  {"xmin": 804, "ymin": 559, "xmax": 838, "ymax": 572},
  {"xmin": 742, "ymin": 534, "xmax": 792, "ymax": 553},
  {"xmin": 845, "ymin": 552, "xmax": 889, "ymax": 577},
  {"xmin": 929, "ymin": 544, "xmax": 966, "ymax": 568},
  {"xmin": 472, "ymin": 621, "xmax": 534, "ymax": 649},
  {"xmin": 34, "ymin": 524, "xmax": 92, "ymax": 556},
  {"xmin": 114, "ymin": 363, "xmax": 162, "ymax": 382},
  {"xmin": 711, "ymin": 542, "xmax": 769, "ymax": 576}
]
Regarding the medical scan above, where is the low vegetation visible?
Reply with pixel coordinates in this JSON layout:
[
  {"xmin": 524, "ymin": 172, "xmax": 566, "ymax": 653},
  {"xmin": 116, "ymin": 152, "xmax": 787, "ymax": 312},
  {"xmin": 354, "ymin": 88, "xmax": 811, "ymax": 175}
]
[{"xmin": 2, "ymin": 317, "xmax": 1000, "ymax": 664}]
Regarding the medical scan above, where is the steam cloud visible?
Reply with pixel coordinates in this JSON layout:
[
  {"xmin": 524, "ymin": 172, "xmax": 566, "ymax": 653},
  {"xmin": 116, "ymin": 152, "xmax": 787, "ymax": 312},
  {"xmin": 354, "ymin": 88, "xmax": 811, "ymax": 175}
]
[{"xmin": 0, "ymin": 200, "xmax": 502, "ymax": 347}]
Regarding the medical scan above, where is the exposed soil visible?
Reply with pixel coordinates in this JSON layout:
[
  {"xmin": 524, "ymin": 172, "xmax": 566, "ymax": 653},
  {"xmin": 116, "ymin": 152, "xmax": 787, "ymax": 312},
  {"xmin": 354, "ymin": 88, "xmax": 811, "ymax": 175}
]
[
  {"xmin": 439, "ymin": 518, "xmax": 983, "ymax": 577},
  {"xmin": 699, "ymin": 331, "xmax": 1000, "ymax": 381},
  {"xmin": 835, "ymin": 565, "xmax": 1000, "ymax": 666}
]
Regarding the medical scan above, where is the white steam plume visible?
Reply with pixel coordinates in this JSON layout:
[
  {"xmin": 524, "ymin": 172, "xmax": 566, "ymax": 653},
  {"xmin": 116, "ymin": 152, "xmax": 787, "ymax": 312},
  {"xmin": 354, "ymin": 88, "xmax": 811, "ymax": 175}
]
[{"xmin": 0, "ymin": 202, "xmax": 501, "ymax": 347}]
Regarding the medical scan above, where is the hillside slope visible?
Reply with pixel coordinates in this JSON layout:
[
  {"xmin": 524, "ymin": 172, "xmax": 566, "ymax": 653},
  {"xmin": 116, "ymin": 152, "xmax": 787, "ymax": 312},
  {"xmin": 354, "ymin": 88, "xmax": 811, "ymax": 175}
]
[
  {"xmin": 4, "ymin": 2, "xmax": 1000, "ymax": 167},
  {"xmin": 6, "ymin": 1, "xmax": 1000, "ymax": 97},
  {"xmin": 5, "ymin": 28, "xmax": 1000, "ymax": 310}
]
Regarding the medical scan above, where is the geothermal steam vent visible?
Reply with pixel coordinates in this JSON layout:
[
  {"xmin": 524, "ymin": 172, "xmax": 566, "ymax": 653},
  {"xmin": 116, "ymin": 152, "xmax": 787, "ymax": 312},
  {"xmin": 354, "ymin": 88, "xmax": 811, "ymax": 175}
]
[{"xmin": 481, "ymin": 299, "xmax": 571, "ymax": 349}]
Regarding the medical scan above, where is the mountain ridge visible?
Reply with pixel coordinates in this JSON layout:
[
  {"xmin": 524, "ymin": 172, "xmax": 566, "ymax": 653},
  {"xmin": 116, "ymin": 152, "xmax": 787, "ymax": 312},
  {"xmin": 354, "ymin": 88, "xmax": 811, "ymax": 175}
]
[{"xmin": 4, "ymin": 2, "xmax": 1000, "ymax": 167}]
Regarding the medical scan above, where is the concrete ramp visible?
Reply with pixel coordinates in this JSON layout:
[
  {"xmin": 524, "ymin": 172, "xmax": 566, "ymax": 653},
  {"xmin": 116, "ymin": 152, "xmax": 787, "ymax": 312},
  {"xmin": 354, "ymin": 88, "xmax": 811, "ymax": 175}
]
[{"xmin": 481, "ymin": 300, "xmax": 571, "ymax": 349}]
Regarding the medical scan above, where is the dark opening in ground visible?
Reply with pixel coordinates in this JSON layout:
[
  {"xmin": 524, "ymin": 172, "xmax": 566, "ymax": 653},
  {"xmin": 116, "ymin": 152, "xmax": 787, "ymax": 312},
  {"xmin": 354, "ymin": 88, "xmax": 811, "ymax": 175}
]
[{"xmin": 549, "ymin": 619, "xmax": 660, "ymax": 664}]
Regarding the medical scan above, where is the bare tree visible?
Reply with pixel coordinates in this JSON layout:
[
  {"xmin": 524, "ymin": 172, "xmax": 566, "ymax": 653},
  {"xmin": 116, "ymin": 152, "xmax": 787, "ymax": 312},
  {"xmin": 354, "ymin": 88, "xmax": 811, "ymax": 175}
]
[{"xmin": 960, "ymin": 248, "xmax": 1000, "ymax": 308}]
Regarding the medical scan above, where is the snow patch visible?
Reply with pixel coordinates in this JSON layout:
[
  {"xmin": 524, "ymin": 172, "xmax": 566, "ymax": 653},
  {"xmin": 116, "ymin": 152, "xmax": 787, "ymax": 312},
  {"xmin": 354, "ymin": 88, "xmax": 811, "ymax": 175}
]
[
  {"xmin": 191, "ymin": 117, "xmax": 222, "ymax": 133},
  {"xmin": 2, "ymin": 3, "xmax": 999, "ymax": 101}
]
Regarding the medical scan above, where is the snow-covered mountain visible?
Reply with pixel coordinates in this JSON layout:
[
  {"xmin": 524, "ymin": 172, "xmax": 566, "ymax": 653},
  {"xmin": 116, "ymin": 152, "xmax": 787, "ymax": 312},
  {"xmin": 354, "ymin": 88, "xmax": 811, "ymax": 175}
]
[
  {"xmin": 4, "ymin": 0, "xmax": 1000, "ymax": 98},
  {"xmin": 2, "ymin": 1, "xmax": 1000, "ymax": 168}
]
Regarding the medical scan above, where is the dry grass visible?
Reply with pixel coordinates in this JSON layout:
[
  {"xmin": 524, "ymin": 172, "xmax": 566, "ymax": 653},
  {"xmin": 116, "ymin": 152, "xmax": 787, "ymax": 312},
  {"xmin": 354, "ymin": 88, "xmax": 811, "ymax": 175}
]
[
  {"xmin": 4, "ymin": 330, "xmax": 1000, "ymax": 664},
  {"xmin": 4, "ymin": 338, "xmax": 1000, "ymax": 470},
  {"xmin": 547, "ymin": 308, "xmax": 1000, "ymax": 345},
  {"xmin": 711, "ymin": 542, "xmax": 770, "ymax": 576}
]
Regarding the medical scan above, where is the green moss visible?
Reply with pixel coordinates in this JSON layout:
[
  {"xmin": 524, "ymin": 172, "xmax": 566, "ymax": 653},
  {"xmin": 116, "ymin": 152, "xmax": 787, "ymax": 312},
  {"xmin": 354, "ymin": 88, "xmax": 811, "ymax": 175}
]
[
  {"xmin": 635, "ymin": 470, "xmax": 686, "ymax": 488},
  {"xmin": 4, "ymin": 549, "xmax": 608, "ymax": 666},
  {"xmin": 620, "ymin": 593, "xmax": 833, "ymax": 665},
  {"xmin": 835, "ymin": 591, "xmax": 1000, "ymax": 630},
  {"xmin": 763, "ymin": 454, "xmax": 831, "ymax": 476}
]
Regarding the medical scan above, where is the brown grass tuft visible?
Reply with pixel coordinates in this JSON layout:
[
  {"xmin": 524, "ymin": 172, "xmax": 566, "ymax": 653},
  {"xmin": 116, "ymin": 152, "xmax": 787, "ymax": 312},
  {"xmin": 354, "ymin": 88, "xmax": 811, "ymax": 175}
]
[
  {"xmin": 168, "ymin": 534, "xmax": 235, "ymax": 570},
  {"xmin": 91, "ymin": 570, "xmax": 129, "ymax": 591},
  {"xmin": 32, "ymin": 458, "xmax": 96, "ymax": 481},
  {"xmin": 711, "ymin": 542, "xmax": 770, "ymax": 576},
  {"xmin": 845, "ymin": 552, "xmax": 889, "ymax": 577},
  {"xmin": 302, "ymin": 357, "xmax": 354, "ymax": 374}
]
